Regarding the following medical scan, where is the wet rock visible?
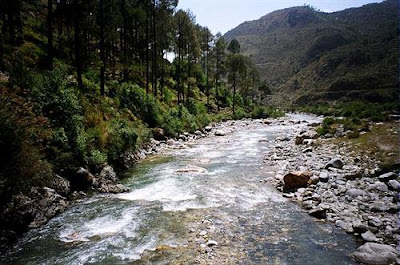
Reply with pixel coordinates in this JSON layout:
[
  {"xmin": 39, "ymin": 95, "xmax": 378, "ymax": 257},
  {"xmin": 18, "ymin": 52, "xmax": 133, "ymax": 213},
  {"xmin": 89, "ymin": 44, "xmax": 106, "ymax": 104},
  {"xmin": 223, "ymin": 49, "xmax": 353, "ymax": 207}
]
[
  {"xmin": 377, "ymin": 172, "xmax": 397, "ymax": 183},
  {"xmin": 204, "ymin": 126, "xmax": 212, "ymax": 132},
  {"xmin": 325, "ymin": 158, "xmax": 344, "ymax": 169},
  {"xmin": 308, "ymin": 207, "xmax": 327, "ymax": 219},
  {"xmin": 97, "ymin": 166, "xmax": 130, "ymax": 193},
  {"xmin": 352, "ymin": 243, "xmax": 397, "ymax": 265},
  {"xmin": 194, "ymin": 130, "xmax": 202, "ymax": 136},
  {"xmin": 175, "ymin": 165, "xmax": 207, "ymax": 174},
  {"xmin": 283, "ymin": 171, "xmax": 312, "ymax": 191},
  {"xmin": 362, "ymin": 231, "xmax": 378, "ymax": 242},
  {"xmin": 214, "ymin": 130, "xmax": 226, "ymax": 136},
  {"xmin": 387, "ymin": 180, "xmax": 400, "ymax": 191}
]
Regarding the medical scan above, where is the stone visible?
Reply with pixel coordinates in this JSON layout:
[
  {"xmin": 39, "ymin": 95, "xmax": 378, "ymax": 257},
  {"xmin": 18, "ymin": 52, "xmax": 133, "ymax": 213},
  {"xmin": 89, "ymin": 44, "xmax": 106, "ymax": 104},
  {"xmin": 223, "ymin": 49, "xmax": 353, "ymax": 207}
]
[
  {"xmin": 214, "ymin": 130, "xmax": 226, "ymax": 136},
  {"xmin": 346, "ymin": 188, "xmax": 367, "ymax": 197},
  {"xmin": 377, "ymin": 172, "xmax": 397, "ymax": 183},
  {"xmin": 302, "ymin": 147, "xmax": 312, "ymax": 153},
  {"xmin": 194, "ymin": 130, "xmax": 202, "ymax": 136},
  {"xmin": 319, "ymin": 172, "xmax": 329, "ymax": 183},
  {"xmin": 206, "ymin": 240, "xmax": 218, "ymax": 247},
  {"xmin": 309, "ymin": 175, "xmax": 320, "ymax": 185},
  {"xmin": 283, "ymin": 171, "xmax": 313, "ymax": 191},
  {"xmin": 175, "ymin": 165, "xmax": 207, "ymax": 174},
  {"xmin": 368, "ymin": 182, "xmax": 389, "ymax": 192},
  {"xmin": 361, "ymin": 231, "xmax": 378, "ymax": 242},
  {"xmin": 308, "ymin": 208, "xmax": 327, "ymax": 219},
  {"xmin": 387, "ymin": 179, "xmax": 400, "ymax": 191},
  {"xmin": 352, "ymin": 243, "xmax": 397, "ymax": 264},
  {"xmin": 70, "ymin": 168, "xmax": 94, "ymax": 191},
  {"xmin": 325, "ymin": 158, "xmax": 344, "ymax": 169},
  {"xmin": 152, "ymin": 128, "xmax": 166, "ymax": 140},
  {"xmin": 204, "ymin": 126, "xmax": 212, "ymax": 132},
  {"xmin": 370, "ymin": 203, "xmax": 390, "ymax": 212},
  {"xmin": 295, "ymin": 136, "xmax": 304, "ymax": 145},
  {"xmin": 97, "ymin": 166, "xmax": 130, "ymax": 193},
  {"xmin": 49, "ymin": 175, "xmax": 70, "ymax": 197},
  {"xmin": 353, "ymin": 221, "xmax": 369, "ymax": 233},
  {"xmin": 335, "ymin": 220, "xmax": 354, "ymax": 233}
]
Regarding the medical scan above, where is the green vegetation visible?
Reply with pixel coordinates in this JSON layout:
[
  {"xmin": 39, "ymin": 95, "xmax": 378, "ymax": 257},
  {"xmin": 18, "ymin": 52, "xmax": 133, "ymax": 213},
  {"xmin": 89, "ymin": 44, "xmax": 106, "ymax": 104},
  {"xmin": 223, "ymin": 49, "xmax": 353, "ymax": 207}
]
[
  {"xmin": 298, "ymin": 101, "xmax": 398, "ymax": 121},
  {"xmin": 0, "ymin": 0, "xmax": 282, "ymax": 202}
]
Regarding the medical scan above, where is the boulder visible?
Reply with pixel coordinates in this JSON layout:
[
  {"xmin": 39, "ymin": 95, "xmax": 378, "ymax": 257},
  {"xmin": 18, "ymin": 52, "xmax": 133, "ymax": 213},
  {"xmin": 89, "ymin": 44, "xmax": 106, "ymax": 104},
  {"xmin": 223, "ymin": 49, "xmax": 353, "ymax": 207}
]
[
  {"xmin": 214, "ymin": 130, "xmax": 226, "ymax": 136},
  {"xmin": 377, "ymin": 172, "xmax": 397, "ymax": 183},
  {"xmin": 97, "ymin": 166, "xmax": 130, "ymax": 193},
  {"xmin": 70, "ymin": 168, "xmax": 94, "ymax": 191},
  {"xmin": 361, "ymin": 231, "xmax": 378, "ymax": 242},
  {"xmin": 352, "ymin": 243, "xmax": 397, "ymax": 265},
  {"xmin": 387, "ymin": 179, "xmax": 400, "ymax": 191},
  {"xmin": 283, "ymin": 171, "xmax": 312, "ymax": 191},
  {"xmin": 325, "ymin": 158, "xmax": 344, "ymax": 169},
  {"xmin": 204, "ymin": 126, "xmax": 212, "ymax": 132},
  {"xmin": 49, "ymin": 175, "xmax": 70, "ymax": 197},
  {"xmin": 152, "ymin": 128, "xmax": 166, "ymax": 140},
  {"xmin": 319, "ymin": 172, "xmax": 329, "ymax": 183},
  {"xmin": 308, "ymin": 207, "xmax": 327, "ymax": 219},
  {"xmin": 346, "ymin": 188, "xmax": 367, "ymax": 197},
  {"xmin": 295, "ymin": 136, "xmax": 304, "ymax": 145}
]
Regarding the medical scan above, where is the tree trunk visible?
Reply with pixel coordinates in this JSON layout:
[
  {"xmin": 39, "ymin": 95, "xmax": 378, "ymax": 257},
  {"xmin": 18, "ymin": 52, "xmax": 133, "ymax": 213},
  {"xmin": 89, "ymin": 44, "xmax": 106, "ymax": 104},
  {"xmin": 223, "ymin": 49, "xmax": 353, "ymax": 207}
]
[
  {"xmin": 73, "ymin": 0, "xmax": 83, "ymax": 89},
  {"xmin": 99, "ymin": 0, "xmax": 105, "ymax": 95},
  {"xmin": 47, "ymin": 0, "xmax": 54, "ymax": 70},
  {"xmin": 233, "ymin": 71, "xmax": 236, "ymax": 115}
]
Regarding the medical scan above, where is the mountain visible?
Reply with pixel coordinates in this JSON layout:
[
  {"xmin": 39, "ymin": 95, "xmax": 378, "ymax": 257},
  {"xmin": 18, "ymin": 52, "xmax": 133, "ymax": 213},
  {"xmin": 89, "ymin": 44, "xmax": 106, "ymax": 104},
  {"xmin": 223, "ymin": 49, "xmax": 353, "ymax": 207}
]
[{"xmin": 224, "ymin": 0, "xmax": 399, "ymax": 106}]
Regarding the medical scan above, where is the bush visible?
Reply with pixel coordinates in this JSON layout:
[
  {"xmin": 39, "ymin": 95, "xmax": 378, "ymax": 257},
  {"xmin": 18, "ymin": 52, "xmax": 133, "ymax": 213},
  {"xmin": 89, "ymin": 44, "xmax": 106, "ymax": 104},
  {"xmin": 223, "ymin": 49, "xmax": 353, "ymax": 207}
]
[
  {"xmin": 87, "ymin": 149, "xmax": 108, "ymax": 171},
  {"xmin": 107, "ymin": 119, "xmax": 138, "ymax": 163}
]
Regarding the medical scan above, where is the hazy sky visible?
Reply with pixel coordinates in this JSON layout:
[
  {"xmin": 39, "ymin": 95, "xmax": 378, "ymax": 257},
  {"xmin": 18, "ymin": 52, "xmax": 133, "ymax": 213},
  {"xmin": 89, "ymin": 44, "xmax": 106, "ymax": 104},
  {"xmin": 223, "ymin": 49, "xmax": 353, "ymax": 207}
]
[{"xmin": 177, "ymin": 0, "xmax": 385, "ymax": 35}]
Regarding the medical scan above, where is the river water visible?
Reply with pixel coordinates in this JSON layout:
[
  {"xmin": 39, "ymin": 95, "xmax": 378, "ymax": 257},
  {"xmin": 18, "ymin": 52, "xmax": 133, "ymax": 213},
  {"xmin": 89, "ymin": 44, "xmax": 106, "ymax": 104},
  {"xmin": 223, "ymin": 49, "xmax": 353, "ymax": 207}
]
[{"xmin": 2, "ymin": 114, "xmax": 359, "ymax": 264}]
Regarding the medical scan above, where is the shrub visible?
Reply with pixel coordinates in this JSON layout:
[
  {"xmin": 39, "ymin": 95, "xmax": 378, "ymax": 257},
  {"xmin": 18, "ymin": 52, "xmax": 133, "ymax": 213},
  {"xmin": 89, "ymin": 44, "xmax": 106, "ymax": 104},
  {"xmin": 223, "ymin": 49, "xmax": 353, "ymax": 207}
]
[{"xmin": 87, "ymin": 149, "xmax": 108, "ymax": 171}]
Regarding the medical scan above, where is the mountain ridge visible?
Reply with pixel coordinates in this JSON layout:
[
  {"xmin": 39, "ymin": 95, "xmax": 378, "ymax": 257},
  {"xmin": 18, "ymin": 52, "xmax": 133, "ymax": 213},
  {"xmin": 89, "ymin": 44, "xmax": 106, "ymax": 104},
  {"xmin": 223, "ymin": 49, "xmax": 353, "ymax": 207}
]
[{"xmin": 224, "ymin": 0, "xmax": 399, "ymax": 106}]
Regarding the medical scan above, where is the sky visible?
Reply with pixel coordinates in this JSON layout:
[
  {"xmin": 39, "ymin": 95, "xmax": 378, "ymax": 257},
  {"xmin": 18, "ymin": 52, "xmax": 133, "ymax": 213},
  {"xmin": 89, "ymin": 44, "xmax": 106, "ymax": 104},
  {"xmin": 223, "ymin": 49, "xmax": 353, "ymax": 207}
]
[{"xmin": 177, "ymin": 0, "xmax": 385, "ymax": 35}]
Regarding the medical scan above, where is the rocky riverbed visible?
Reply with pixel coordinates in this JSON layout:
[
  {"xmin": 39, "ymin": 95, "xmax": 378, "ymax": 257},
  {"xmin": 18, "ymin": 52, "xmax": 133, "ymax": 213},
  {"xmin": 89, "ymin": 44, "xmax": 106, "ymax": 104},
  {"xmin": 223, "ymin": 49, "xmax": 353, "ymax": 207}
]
[
  {"xmin": 1, "ymin": 114, "xmax": 398, "ymax": 265},
  {"xmin": 260, "ymin": 117, "xmax": 399, "ymax": 264}
]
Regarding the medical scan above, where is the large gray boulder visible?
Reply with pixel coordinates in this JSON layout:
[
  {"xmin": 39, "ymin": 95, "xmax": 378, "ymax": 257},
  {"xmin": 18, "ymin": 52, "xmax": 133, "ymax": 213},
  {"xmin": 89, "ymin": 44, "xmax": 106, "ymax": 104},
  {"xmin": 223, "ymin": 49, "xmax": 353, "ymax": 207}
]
[
  {"xmin": 97, "ymin": 166, "xmax": 130, "ymax": 193},
  {"xmin": 352, "ymin": 243, "xmax": 397, "ymax": 264}
]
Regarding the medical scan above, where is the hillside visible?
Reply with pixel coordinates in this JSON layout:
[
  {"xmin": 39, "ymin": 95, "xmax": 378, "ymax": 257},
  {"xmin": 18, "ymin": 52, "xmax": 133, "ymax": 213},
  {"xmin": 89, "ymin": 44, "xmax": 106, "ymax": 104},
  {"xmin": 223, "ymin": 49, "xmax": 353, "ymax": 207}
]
[{"xmin": 224, "ymin": 0, "xmax": 399, "ymax": 106}]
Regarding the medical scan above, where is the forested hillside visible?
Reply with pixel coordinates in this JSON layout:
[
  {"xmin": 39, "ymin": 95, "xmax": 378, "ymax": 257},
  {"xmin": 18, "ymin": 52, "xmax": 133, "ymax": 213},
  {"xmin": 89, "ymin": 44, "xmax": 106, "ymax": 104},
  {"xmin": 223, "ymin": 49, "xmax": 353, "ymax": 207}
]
[
  {"xmin": 0, "ymin": 0, "xmax": 281, "ymax": 242},
  {"xmin": 225, "ymin": 0, "xmax": 399, "ymax": 107}
]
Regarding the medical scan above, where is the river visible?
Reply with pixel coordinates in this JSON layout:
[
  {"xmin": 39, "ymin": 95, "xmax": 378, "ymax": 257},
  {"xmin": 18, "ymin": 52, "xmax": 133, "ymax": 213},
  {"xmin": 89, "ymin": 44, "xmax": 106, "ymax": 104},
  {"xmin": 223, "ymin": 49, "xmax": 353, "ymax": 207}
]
[{"xmin": 2, "ymin": 114, "xmax": 359, "ymax": 264}]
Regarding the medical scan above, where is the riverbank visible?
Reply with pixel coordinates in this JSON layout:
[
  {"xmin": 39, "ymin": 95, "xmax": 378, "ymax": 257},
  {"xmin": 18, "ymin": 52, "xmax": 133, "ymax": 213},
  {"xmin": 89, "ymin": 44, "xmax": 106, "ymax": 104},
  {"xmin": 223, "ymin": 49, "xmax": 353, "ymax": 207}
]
[{"xmin": 261, "ymin": 117, "xmax": 399, "ymax": 264}]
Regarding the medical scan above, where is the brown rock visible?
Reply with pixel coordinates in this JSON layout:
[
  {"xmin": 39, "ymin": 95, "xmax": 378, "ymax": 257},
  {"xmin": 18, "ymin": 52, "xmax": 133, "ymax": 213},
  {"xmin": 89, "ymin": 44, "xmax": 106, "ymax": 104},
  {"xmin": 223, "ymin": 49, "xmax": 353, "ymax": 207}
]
[{"xmin": 283, "ymin": 171, "xmax": 313, "ymax": 191}]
